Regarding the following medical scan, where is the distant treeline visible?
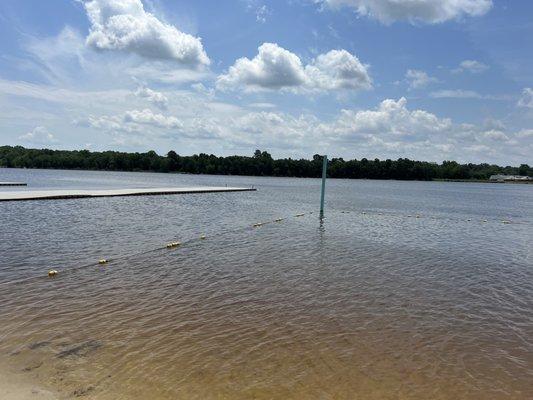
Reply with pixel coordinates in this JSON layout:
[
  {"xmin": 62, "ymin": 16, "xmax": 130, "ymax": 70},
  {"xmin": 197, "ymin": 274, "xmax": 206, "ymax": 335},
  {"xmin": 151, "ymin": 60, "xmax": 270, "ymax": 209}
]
[{"xmin": 1, "ymin": 146, "xmax": 531, "ymax": 181}]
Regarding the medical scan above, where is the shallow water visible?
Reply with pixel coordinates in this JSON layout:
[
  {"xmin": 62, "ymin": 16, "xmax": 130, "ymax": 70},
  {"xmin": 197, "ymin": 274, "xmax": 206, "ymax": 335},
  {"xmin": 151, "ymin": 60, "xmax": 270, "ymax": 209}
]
[{"xmin": 0, "ymin": 168, "xmax": 532, "ymax": 399}]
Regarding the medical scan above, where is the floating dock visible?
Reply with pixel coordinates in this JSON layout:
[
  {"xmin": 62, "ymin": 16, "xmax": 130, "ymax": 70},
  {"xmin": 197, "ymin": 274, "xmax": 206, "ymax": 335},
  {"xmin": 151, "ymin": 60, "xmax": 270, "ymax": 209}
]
[
  {"xmin": 0, "ymin": 186, "xmax": 256, "ymax": 202},
  {"xmin": 0, "ymin": 182, "xmax": 27, "ymax": 186}
]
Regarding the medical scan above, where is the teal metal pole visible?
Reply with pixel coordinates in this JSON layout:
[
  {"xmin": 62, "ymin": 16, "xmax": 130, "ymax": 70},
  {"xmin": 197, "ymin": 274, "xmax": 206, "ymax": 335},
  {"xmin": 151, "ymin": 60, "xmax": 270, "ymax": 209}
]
[{"xmin": 320, "ymin": 155, "xmax": 327, "ymax": 217}]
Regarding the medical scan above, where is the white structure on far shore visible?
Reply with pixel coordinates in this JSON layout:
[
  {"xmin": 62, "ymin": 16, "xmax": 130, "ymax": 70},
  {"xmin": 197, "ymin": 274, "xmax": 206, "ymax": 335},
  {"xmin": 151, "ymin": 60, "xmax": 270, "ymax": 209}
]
[{"xmin": 489, "ymin": 174, "xmax": 532, "ymax": 182}]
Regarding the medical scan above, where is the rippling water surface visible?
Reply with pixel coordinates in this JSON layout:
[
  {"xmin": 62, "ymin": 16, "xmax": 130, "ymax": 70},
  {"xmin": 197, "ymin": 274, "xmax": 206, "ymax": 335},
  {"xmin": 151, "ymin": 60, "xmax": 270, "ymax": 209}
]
[{"xmin": 1, "ymin": 168, "xmax": 532, "ymax": 399}]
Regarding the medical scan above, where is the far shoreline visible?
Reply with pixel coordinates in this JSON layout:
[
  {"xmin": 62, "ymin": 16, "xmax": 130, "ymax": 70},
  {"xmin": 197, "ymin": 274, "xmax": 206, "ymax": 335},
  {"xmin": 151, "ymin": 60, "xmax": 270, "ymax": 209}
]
[{"xmin": 1, "ymin": 166, "xmax": 532, "ymax": 185}]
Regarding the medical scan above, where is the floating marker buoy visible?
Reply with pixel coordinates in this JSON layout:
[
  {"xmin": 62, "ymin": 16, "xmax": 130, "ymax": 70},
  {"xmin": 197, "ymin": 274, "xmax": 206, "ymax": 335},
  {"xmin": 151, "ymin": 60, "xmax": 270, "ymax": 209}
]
[
  {"xmin": 200, "ymin": 234, "xmax": 206, "ymax": 240},
  {"xmin": 98, "ymin": 259, "xmax": 108, "ymax": 265},
  {"xmin": 275, "ymin": 218, "xmax": 283, "ymax": 222},
  {"xmin": 253, "ymin": 223, "xmax": 263, "ymax": 227},
  {"xmin": 482, "ymin": 219, "xmax": 487, "ymax": 223},
  {"xmin": 48, "ymin": 270, "xmax": 58, "ymax": 277},
  {"xmin": 166, "ymin": 241, "xmax": 180, "ymax": 248}
]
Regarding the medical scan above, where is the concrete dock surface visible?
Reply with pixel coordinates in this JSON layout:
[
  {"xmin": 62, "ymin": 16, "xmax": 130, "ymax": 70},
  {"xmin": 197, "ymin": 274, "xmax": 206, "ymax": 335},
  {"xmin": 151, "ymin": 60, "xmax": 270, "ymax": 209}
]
[{"xmin": 0, "ymin": 186, "xmax": 256, "ymax": 202}]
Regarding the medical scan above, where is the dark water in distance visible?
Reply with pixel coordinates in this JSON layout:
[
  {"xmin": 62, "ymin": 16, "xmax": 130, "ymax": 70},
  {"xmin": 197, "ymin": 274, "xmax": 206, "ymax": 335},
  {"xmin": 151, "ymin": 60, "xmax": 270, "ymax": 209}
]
[{"xmin": 0, "ymin": 168, "xmax": 532, "ymax": 399}]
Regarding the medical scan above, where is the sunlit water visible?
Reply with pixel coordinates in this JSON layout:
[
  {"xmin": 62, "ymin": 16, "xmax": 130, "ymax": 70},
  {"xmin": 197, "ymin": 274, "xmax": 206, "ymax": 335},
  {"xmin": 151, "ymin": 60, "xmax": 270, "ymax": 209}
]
[{"xmin": 1, "ymin": 168, "xmax": 532, "ymax": 399}]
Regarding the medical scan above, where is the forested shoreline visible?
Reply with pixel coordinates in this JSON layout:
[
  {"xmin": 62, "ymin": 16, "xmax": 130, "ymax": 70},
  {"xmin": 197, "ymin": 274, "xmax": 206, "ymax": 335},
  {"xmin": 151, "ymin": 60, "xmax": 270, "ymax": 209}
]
[{"xmin": 1, "ymin": 146, "xmax": 531, "ymax": 181}]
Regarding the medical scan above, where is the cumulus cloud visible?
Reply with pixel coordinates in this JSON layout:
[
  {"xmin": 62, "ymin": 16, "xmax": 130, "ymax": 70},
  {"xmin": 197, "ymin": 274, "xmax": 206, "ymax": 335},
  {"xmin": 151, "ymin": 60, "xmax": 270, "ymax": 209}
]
[
  {"xmin": 518, "ymin": 88, "xmax": 533, "ymax": 109},
  {"xmin": 135, "ymin": 86, "xmax": 168, "ymax": 110},
  {"xmin": 452, "ymin": 59, "xmax": 489, "ymax": 74},
  {"xmin": 83, "ymin": 0, "xmax": 209, "ymax": 67},
  {"xmin": 217, "ymin": 43, "xmax": 306, "ymax": 90},
  {"xmin": 217, "ymin": 43, "xmax": 371, "ymax": 92},
  {"xmin": 405, "ymin": 69, "xmax": 437, "ymax": 89},
  {"xmin": 328, "ymin": 97, "xmax": 451, "ymax": 138},
  {"xmin": 318, "ymin": 0, "xmax": 493, "ymax": 24},
  {"xmin": 305, "ymin": 49, "xmax": 372, "ymax": 90},
  {"xmin": 18, "ymin": 126, "xmax": 58, "ymax": 145}
]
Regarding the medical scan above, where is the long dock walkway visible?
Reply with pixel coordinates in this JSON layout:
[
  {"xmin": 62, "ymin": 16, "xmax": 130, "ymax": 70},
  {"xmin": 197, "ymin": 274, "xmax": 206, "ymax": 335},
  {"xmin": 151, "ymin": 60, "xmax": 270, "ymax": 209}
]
[
  {"xmin": 0, "ymin": 186, "xmax": 256, "ymax": 202},
  {"xmin": 0, "ymin": 182, "xmax": 27, "ymax": 186}
]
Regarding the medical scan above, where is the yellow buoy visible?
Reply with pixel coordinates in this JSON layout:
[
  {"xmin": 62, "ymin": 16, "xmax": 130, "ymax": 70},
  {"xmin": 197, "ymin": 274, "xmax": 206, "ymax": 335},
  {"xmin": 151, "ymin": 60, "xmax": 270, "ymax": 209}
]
[
  {"xmin": 48, "ymin": 270, "xmax": 58, "ymax": 277},
  {"xmin": 200, "ymin": 234, "xmax": 206, "ymax": 240},
  {"xmin": 166, "ymin": 241, "xmax": 180, "ymax": 248},
  {"xmin": 98, "ymin": 259, "xmax": 108, "ymax": 264}
]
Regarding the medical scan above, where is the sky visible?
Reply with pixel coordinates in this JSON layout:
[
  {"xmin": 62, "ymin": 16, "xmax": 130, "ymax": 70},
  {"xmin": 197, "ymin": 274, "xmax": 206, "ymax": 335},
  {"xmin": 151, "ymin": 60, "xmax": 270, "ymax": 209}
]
[{"xmin": 0, "ymin": 0, "xmax": 532, "ymax": 165}]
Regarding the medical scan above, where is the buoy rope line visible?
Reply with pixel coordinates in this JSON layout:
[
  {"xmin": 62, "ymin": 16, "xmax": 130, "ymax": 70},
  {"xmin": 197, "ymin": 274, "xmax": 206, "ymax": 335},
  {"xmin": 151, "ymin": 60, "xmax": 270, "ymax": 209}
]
[
  {"xmin": 0, "ymin": 211, "xmax": 315, "ymax": 286},
  {"xmin": 1, "ymin": 207, "xmax": 523, "ymax": 286},
  {"xmin": 328, "ymin": 208, "xmax": 523, "ymax": 226}
]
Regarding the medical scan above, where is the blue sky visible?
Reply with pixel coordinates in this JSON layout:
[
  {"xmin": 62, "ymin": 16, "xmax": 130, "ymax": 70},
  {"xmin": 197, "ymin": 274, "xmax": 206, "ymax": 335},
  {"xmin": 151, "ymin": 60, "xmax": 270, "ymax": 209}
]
[{"xmin": 0, "ymin": 0, "xmax": 531, "ymax": 165}]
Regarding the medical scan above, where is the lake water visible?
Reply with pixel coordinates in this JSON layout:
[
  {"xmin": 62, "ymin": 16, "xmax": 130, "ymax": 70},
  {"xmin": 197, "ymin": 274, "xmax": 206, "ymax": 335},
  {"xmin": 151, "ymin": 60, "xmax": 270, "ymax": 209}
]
[{"xmin": 0, "ymin": 168, "xmax": 532, "ymax": 399}]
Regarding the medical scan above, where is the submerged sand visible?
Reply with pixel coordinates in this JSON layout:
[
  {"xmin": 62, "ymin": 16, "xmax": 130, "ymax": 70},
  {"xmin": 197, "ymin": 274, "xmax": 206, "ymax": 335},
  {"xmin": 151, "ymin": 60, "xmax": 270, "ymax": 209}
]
[{"xmin": 0, "ymin": 364, "xmax": 57, "ymax": 400}]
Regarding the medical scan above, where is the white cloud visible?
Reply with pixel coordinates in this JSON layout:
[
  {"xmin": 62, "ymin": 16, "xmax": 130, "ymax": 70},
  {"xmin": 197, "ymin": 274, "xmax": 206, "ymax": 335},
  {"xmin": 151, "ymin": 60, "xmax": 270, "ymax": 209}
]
[
  {"xmin": 217, "ymin": 43, "xmax": 306, "ymax": 91},
  {"xmin": 18, "ymin": 126, "xmax": 58, "ymax": 145},
  {"xmin": 452, "ymin": 59, "xmax": 489, "ymax": 74},
  {"xmin": 430, "ymin": 89, "xmax": 511, "ymax": 101},
  {"xmin": 135, "ymin": 86, "xmax": 168, "ymax": 110},
  {"xmin": 76, "ymin": 114, "xmax": 140, "ymax": 133},
  {"xmin": 83, "ymin": 0, "xmax": 209, "ymax": 67},
  {"xmin": 482, "ymin": 129, "xmax": 508, "ymax": 141},
  {"xmin": 305, "ymin": 49, "xmax": 372, "ymax": 90},
  {"xmin": 124, "ymin": 109, "xmax": 182, "ymax": 129},
  {"xmin": 255, "ymin": 5, "xmax": 270, "ymax": 23},
  {"xmin": 318, "ymin": 0, "xmax": 493, "ymax": 24},
  {"xmin": 243, "ymin": 0, "xmax": 270, "ymax": 23},
  {"xmin": 516, "ymin": 129, "xmax": 533, "ymax": 138},
  {"xmin": 77, "ymin": 109, "xmax": 183, "ymax": 133},
  {"xmin": 431, "ymin": 89, "xmax": 482, "ymax": 99},
  {"xmin": 405, "ymin": 69, "xmax": 437, "ymax": 89},
  {"xmin": 217, "ymin": 43, "xmax": 371, "ymax": 92},
  {"xmin": 518, "ymin": 88, "xmax": 533, "ymax": 109},
  {"xmin": 327, "ymin": 97, "xmax": 452, "ymax": 139},
  {"xmin": 248, "ymin": 102, "xmax": 277, "ymax": 109},
  {"xmin": 190, "ymin": 82, "xmax": 215, "ymax": 99}
]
